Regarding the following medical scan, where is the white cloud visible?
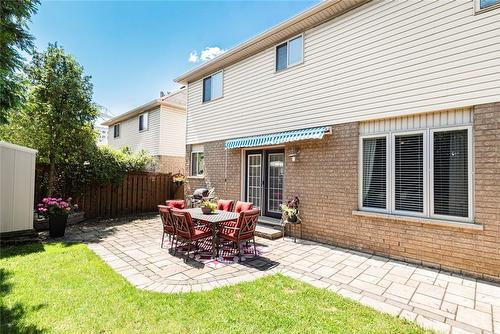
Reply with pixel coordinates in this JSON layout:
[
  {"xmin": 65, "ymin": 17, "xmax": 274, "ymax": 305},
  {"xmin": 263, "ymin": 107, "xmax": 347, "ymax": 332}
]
[
  {"xmin": 188, "ymin": 50, "xmax": 199, "ymax": 63},
  {"xmin": 200, "ymin": 47, "xmax": 225, "ymax": 62},
  {"xmin": 188, "ymin": 46, "xmax": 226, "ymax": 63}
]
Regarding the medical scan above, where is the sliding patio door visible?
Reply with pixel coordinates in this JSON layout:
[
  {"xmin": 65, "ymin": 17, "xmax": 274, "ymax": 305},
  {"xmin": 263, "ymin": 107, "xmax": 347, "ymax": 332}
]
[{"xmin": 245, "ymin": 149, "xmax": 284, "ymax": 218}]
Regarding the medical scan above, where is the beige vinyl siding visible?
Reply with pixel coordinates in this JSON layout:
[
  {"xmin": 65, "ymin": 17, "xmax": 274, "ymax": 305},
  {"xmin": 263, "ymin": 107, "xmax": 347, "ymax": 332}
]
[
  {"xmin": 186, "ymin": 0, "xmax": 500, "ymax": 144},
  {"xmin": 159, "ymin": 106, "xmax": 186, "ymax": 157},
  {"xmin": 360, "ymin": 107, "xmax": 473, "ymax": 135},
  {"xmin": 107, "ymin": 108, "xmax": 161, "ymax": 155}
]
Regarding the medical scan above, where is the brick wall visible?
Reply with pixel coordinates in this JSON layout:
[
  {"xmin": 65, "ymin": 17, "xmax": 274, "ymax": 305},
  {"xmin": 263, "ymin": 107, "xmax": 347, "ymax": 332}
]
[
  {"xmin": 156, "ymin": 155, "xmax": 185, "ymax": 174},
  {"xmin": 185, "ymin": 142, "xmax": 241, "ymax": 199},
  {"xmin": 187, "ymin": 103, "xmax": 500, "ymax": 280}
]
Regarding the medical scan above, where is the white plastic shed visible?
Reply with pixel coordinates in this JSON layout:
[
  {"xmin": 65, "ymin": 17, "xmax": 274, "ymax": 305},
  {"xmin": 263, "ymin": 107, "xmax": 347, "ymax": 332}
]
[{"xmin": 0, "ymin": 141, "xmax": 37, "ymax": 236}]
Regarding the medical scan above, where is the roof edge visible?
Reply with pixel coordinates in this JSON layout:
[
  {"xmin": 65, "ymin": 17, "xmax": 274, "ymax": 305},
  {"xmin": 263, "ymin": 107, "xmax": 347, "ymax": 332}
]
[
  {"xmin": 175, "ymin": 0, "xmax": 368, "ymax": 84},
  {"xmin": 101, "ymin": 100, "xmax": 185, "ymax": 126}
]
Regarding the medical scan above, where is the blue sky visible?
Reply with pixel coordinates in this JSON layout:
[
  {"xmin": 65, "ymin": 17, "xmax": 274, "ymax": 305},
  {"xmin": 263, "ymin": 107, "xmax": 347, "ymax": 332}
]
[{"xmin": 30, "ymin": 1, "xmax": 317, "ymax": 119}]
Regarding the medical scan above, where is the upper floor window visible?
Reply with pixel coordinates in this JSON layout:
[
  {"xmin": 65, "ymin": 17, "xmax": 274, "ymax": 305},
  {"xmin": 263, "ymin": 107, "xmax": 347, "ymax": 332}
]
[
  {"xmin": 203, "ymin": 71, "xmax": 223, "ymax": 102},
  {"xmin": 139, "ymin": 112, "xmax": 148, "ymax": 132},
  {"xmin": 113, "ymin": 124, "xmax": 120, "ymax": 138},
  {"xmin": 476, "ymin": 0, "xmax": 500, "ymax": 12},
  {"xmin": 276, "ymin": 34, "xmax": 303, "ymax": 71},
  {"xmin": 360, "ymin": 127, "xmax": 472, "ymax": 222}
]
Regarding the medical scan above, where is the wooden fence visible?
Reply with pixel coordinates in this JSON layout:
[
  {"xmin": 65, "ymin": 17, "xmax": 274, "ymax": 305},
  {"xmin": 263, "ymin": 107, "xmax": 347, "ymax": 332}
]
[{"xmin": 78, "ymin": 172, "xmax": 176, "ymax": 219}]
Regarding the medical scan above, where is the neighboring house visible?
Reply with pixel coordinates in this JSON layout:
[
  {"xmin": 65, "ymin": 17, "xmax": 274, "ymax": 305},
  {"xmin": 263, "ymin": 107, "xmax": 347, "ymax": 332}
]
[
  {"xmin": 175, "ymin": 0, "xmax": 500, "ymax": 280},
  {"xmin": 102, "ymin": 88, "xmax": 187, "ymax": 174},
  {"xmin": 95, "ymin": 124, "xmax": 108, "ymax": 146}
]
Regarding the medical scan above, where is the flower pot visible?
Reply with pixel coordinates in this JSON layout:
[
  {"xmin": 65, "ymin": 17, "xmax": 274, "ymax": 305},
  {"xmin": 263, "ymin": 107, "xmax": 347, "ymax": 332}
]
[
  {"xmin": 49, "ymin": 214, "xmax": 68, "ymax": 237},
  {"xmin": 201, "ymin": 206, "xmax": 212, "ymax": 214},
  {"xmin": 287, "ymin": 214, "xmax": 298, "ymax": 223}
]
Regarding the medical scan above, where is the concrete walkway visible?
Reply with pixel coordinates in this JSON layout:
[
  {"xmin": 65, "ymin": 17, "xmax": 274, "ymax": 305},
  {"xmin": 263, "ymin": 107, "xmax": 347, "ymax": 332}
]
[{"xmin": 61, "ymin": 215, "xmax": 500, "ymax": 334}]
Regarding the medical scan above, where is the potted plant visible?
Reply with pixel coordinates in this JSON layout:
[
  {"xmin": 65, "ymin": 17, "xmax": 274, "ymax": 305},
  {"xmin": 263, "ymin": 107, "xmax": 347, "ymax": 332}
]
[
  {"xmin": 280, "ymin": 196, "xmax": 300, "ymax": 223},
  {"xmin": 200, "ymin": 198, "xmax": 217, "ymax": 214},
  {"xmin": 172, "ymin": 173, "xmax": 186, "ymax": 186},
  {"xmin": 36, "ymin": 197, "xmax": 77, "ymax": 237}
]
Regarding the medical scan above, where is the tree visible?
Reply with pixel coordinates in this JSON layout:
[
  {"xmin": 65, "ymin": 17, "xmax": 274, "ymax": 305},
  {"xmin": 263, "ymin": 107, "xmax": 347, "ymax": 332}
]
[
  {"xmin": 1, "ymin": 43, "xmax": 99, "ymax": 194},
  {"xmin": 0, "ymin": 0, "xmax": 39, "ymax": 123}
]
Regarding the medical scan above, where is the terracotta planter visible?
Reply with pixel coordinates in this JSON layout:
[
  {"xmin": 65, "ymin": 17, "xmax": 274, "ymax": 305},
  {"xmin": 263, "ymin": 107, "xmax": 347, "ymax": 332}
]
[{"xmin": 49, "ymin": 214, "xmax": 68, "ymax": 237}]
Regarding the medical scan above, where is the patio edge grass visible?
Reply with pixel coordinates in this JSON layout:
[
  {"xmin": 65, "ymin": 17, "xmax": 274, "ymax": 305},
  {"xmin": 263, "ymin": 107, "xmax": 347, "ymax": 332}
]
[{"xmin": 0, "ymin": 242, "xmax": 431, "ymax": 334}]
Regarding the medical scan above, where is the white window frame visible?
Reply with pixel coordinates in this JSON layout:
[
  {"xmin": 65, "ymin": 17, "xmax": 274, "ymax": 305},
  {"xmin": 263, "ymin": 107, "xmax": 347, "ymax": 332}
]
[
  {"xmin": 274, "ymin": 33, "xmax": 304, "ymax": 72},
  {"xmin": 113, "ymin": 123, "xmax": 120, "ymax": 138},
  {"xmin": 359, "ymin": 126, "xmax": 474, "ymax": 223},
  {"xmin": 429, "ymin": 126, "xmax": 474, "ymax": 223},
  {"xmin": 202, "ymin": 70, "xmax": 224, "ymax": 103},
  {"xmin": 191, "ymin": 150, "xmax": 204, "ymax": 177},
  {"xmin": 474, "ymin": 0, "xmax": 500, "ymax": 14},
  {"xmin": 138, "ymin": 112, "xmax": 149, "ymax": 132},
  {"xmin": 391, "ymin": 130, "xmax": 428, "ymax": 218},
  {"xmin": 358, "ymin": 134, "xmax": 390, "ymax": 213}
]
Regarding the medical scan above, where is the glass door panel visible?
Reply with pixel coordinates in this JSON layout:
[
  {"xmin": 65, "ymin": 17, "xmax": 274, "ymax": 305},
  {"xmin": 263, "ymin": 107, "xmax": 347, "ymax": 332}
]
[
  {"xmin": 267, "ymin": 153, "xmax": 284, "ymax": 214},
  {"xmin": 246, "ymin": 154, "xmax": 262, "ymax": 209}
]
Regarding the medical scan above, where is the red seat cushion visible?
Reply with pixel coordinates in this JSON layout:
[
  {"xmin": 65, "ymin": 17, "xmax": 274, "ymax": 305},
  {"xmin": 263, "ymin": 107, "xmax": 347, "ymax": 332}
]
[
  {"xmin": 166, "ymin": 200, "xmax": 185, "ymax": 209},
  {"xmin": 218, "ymin": 228, "xmax": 253, "ymax": 242},
  {"xmin": 217, "ymin": 199, "xmax": 234, "ymax": 212},
  {"xmin": 234, "ymin": 201, "xmax": 253, "ymax": 214},
  {"xmin": 191, "ymin": 228, "xmax": 212, "ymax": 240}
]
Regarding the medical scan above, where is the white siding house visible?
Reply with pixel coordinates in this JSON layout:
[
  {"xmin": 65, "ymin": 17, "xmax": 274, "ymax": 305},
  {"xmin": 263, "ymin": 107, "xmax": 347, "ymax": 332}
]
[
  {"xmin": 175, "ymin": 0, "xmax": 500, "ymax": 280},
  {"xmin": 180, "ymin": 0, "xmax": 500, "ymax": 145},
  {"xmin": 103, "ymin": 89, "xmax": 187, "ymax": 173}
]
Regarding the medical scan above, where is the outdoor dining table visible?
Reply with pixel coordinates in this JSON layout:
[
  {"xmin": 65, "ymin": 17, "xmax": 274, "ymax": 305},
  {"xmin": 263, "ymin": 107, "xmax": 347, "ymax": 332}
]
[{"xmin": 182, "ymin": 208, "xmax": 239, "ymax": 258}]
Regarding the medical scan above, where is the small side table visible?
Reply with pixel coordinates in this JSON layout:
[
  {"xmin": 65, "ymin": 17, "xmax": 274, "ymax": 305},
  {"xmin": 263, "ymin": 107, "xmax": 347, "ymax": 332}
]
[{"xmin": 281, "ymin": 216, "xmax": 302, "ymax": 243}]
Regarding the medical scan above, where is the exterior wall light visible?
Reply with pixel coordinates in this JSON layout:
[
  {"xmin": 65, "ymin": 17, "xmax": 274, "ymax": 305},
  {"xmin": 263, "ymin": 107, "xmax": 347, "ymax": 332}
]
[{"xmin": 288, "ymin": 147, "xmax": 300, "ymax": 162}]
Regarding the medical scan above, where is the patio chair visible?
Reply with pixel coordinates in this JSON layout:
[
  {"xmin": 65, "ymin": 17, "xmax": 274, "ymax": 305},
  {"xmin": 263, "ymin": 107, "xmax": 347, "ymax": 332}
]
[
  {"xmin": 170, "ymin": 209, "xmax": 212, "ymax": 259},
  {"xmin": 217, "ymin": 199, "xmax": 235, "ymax": 212},
  {"xmin": 218, "ymin": 208, "xmax": 260, "ymax": 259},
  {"xmin": 166, "ymin": 199, "xmax": 186, "ymax": 209},
  {"xmin": 234, "ymin": 201, "xmax": 253, "ymax": 214},
  {"xmin": 158, "ymin": 205, "xmax": 175, "ymax": 249}
]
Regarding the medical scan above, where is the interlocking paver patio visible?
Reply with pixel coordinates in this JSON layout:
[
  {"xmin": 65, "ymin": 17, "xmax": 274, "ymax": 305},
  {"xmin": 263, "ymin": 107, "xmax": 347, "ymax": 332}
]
[{"xmin": 57, "ymin": 215, "xmax": 500, "ymax": 334}]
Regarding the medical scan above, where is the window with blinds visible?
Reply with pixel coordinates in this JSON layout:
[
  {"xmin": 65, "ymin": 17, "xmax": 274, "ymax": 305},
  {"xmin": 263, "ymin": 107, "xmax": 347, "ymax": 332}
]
[
  {"xmin": 362, "ymin": 137, "xmax": 386, "ymax": 209},
  {"xmin": 360, "ymin": 126, "xmax": 472, "ymax": 222},
  {"xmin": 394, "ymin": 134, "xmax": 424, "ymax": 213},
  {"xmin": 433, "ymin": 130, "xmax": 468, "ymax": 217}
]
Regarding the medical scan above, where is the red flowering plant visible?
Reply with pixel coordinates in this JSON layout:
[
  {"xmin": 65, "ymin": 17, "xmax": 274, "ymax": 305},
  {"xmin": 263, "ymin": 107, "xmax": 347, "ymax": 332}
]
[{"xmin": 36, "ymin": 197, "xmax": 78, "ymax": 218}]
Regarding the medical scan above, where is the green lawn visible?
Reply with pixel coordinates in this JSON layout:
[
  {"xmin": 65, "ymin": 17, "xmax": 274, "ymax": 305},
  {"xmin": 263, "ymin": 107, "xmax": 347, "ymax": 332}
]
[{"xmin": 0, "ymin": 242, "xmax": 429, "ymax": 334}]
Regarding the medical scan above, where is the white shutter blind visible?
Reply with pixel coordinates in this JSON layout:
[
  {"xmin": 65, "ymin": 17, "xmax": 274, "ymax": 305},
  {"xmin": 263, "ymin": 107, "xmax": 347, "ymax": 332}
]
[
  {"xmin": 395, "ymin": 134, "xmax": 424, "ymax": 212},
  {"xmin": 433, "ymin": 130, "xmax": 468, "ymax": 217},
  {"xmin": 362, "ymin": 137, "xmax": 386, "ymax": 209}
]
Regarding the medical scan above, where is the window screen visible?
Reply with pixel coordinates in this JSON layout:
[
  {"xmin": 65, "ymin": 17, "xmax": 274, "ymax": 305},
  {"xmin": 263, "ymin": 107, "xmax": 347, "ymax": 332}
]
[
  {"xmin": 395, "ymin": 134, "xmax": 424, "ymax": 213},
  {"xmin": 362, "ymin": 137, "xmax": 386, "ymax": 209},
  {"xmin": 288, "ymin": 35, "xmax": 303, "ymax": 65},
  {"xmin": 433, "ymin": 130, "xmax": 468, "ymax": 217}
]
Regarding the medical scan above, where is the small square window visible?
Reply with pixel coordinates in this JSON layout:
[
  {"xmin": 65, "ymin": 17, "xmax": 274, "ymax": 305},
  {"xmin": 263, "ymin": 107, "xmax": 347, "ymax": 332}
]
[
  {"xmin": 275, "ymin": 34, "xmax": 303, "ymax": 71},
  {"xmin": 203, "ymin": 71, "xmax": 223, "ymax": 102}
]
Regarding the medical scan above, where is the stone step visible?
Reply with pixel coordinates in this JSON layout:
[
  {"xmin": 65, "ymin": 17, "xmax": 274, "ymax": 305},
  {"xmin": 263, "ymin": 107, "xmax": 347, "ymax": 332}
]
[{"xmin": 255, "ymin": 222, "xmax": 283, "ymax": 240}]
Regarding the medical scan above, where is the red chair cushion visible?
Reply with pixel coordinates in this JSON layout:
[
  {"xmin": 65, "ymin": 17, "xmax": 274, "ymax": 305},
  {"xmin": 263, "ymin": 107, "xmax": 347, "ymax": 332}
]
[
  {"xmin": 218, "ymin": 228, "xmax": 253, "ymax": 242},
  {"xmin": 191, "ymin": 228, "xmax": 212, "ymax": 240},
  {"xmin": 166, "ymin": 200, "xmax": 185, "ymax": 209},
  {"xmin": 234, "ymin": 201, "xmax": 253, "ymax": 214},
  {"xmin": 217, "ymin": 199, "xmax": 234, "ymax": 212}
]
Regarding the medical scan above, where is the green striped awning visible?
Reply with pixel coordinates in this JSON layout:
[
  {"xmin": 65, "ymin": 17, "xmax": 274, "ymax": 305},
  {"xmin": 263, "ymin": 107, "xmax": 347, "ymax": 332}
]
[{"xmin": 224, "ymin": 126, "xmax": 328, "ymax": 149}]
